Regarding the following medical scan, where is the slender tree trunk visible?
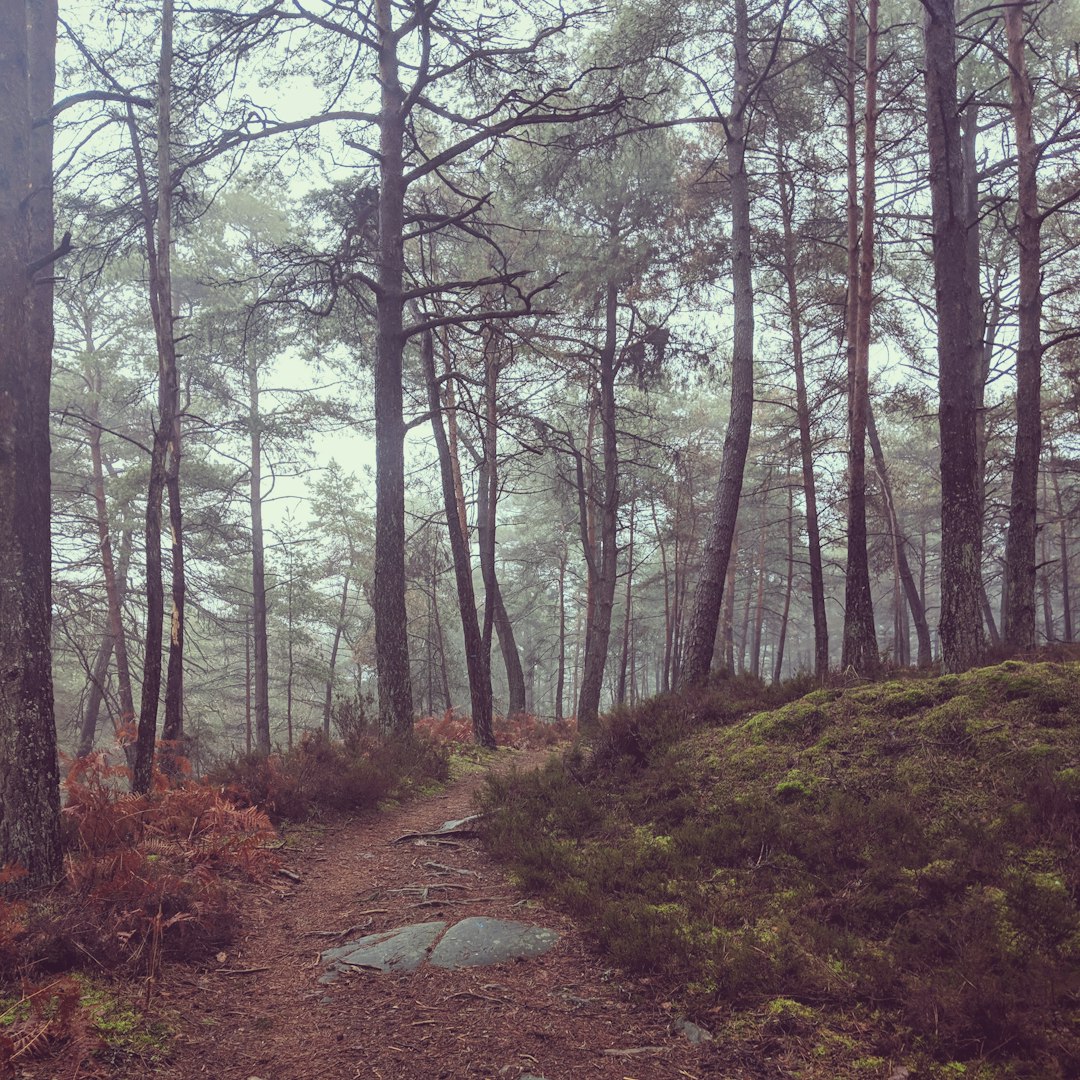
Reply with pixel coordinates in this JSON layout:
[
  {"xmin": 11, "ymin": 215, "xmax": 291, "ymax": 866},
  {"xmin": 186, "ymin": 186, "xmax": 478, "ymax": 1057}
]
[
  {"xmin": 1051, "ymin": 459, "xmax": 1073, "ymax": 642},
  {"xmin": 776, "ymin": 153, "xmax": 828, "ymax": 677},
  {"xmin": 750, "ymin": 477, "xmax": 770, "ymax": 679},
  {"xmin": 923, "ymin": 0, "xmax": 984, "ymax": 672},
  {"xmin": 737, "ymin": 568, "xmax": 754, "ymax": 675},
  {"xmin": 324, "ymin": 570, "xmax": 351, "ymax": 736},
  {"xmin": 555, "ymin": 547, "xmax": 566, "ymax": 722},
  {"xmin": 133, "ymin": 0, "xmax": 181, "ymax": 791},
  {"xmin": 78, "ymin": 530, "xmax": 133, "ymax": 756},
  {"xmin": 160, "ymin": 415, "xmax": 185, "ymax": 770},
  {"xmin": 285, "ymin": 560, "xmax": 294, "ymax": 749},
  {"xmin": 1002, "ymin": 3, "xmax": 1043, "ymax": 651},
  {"xmin": 680, "ymin": 0, "xmax": 754, "ymax": 686},
  {"xmin": 842, "ymin": 0, "xmax": 879, "ymax": 674},
  {"xmin": 867, "ymin": 401, "xmax": 933, "ymax": 665},
  {"xmin": 373, "ymin": 0, "xmax": 414, "ymax": 736},
  {"xmin": 1040, "ymin": 474, "xmax": 1053, "ymax": 641},
  {"xmin": 722, "ymin": 526, "xmax": 737, "ymax": 674},
  {"xmin": 577, "ymin": 275, "xmax": 620, "ymax": 729},
  {"xmin": 88, "ymin": 375, "xmax": 137, "ymax": 746},
  {"xmin": 248, "ymin": 359, "xmax": 271, "ymax": 754},
  {"xmin": 651, "ymin": 495, "xmax": 673, "ymax": 692},
  {"xmin": 616, "ymin": 497, "xmax": 635, "ymax": 705},
  {"xmin": 773, "ymin": 483, "xmax": 794, "ymax": 683},
  {"xmin": 422, "ymin": 332, "xmax": 495, "ymax": 746},
  {"xmin": 244, "ymin": 614, "xmax": 252, "ymax": 754}
]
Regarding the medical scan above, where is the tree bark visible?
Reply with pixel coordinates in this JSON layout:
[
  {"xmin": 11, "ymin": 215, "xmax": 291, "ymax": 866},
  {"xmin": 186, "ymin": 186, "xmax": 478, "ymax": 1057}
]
[
  {"xmin": 773, "ymin": 482, "xmax": 794, "ymax": 683},
  {"xmin": 776, "ymin": 152, "xmax": 828, "ymax": 677},
  {"xmin": 616, "ymin": 497, "xmax": 635, "ymax": 705},
  {"xmin": 1051, "ymin": 458, "xmax": 1072, "ymax": 642},
  {"xmin": 842, "ymin": 0, "xmax": 879, "ymax": 675},
  {"xmin": 555, "ymin": 546, "xmax": 566, "ymax": 722},
  {"xmin": 680, "ymin": 0, "xmax": 754, "ymax": 686},
  {"xmin": 323, "ymin": 569, "xmax": 351, "ymax": 736},
  {"xmin": 576, "ymin": 276, "xmax": 620, "ymax": 729},
  {"xmin": 133, "ymin": 0, "xmax": 182, "ymax": 791},
  {"xmin": 867, "ymin": 400, "xmax": 933, "ymax": 665},
  {"xmin": 372, "ymin": 0, "xmax": 414, "ymax": 736},
  {"xmin": 423, "ymin": 332, "xmax": 496, "ymax": 746},
  {"xmin": 248, "ymin": 357, "xmax": 271, "ymax": 754},
  {"xmin": 922, "ymin": 0, "xmax": 984, "ymax": 672},
  {"xmin": 1002, "ymin": 3, "xmax": 1043, "ymax": 651},
  {"xmin": 0, "ymin": 0, "xmax": 62, "ymax": 887},
  {"xmin": 750, "ymin": 475, "xmax": 770, "ymax": 680}
]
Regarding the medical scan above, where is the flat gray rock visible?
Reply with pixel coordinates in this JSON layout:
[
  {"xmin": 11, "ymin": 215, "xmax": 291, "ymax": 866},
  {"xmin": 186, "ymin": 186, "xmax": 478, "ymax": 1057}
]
[
  {"xmin": 428, "ymin": 917, "xmax": 559, "ymax": 969},
  {"xmin": 320, "ymin": 921, "xmax": 446, "ymax": 982}
]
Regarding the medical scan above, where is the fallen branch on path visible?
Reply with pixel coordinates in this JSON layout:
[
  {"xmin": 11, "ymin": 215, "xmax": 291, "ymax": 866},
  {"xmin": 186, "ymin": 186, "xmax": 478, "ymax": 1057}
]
[{"xmin": 212, "ymin": 967, "xmax": 270, "ymax": 976}]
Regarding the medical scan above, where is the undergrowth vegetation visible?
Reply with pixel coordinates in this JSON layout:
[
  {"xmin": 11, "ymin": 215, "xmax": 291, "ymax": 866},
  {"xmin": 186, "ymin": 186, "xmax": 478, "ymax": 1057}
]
[
  {"xmin": 479, "ymin": 662, "xmax": 1080, "ymax": 1078},
  {"xmin": 0, "ymin": 726, "xmax": 457, "ymax": 1075},
  {"xmin": 416, "ymin": 708, "xmax": 576, "ymax": 749}
]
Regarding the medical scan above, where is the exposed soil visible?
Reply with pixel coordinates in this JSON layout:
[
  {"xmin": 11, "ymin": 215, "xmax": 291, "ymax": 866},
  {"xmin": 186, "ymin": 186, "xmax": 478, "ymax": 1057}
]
[{"xmin": 154, "ymin": 750, "xmax": 717, "ymax": 1079}]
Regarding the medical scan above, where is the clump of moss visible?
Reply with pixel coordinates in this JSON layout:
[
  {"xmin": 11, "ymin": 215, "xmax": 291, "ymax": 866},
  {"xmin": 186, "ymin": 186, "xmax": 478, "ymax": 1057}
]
[{"xmin": 480, "ymin": 661, "xmax": 1080, "ymax": 1078}]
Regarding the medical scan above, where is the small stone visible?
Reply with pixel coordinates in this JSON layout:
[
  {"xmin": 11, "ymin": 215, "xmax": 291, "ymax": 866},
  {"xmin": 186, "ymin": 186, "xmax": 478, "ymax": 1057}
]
[{"xmin": 675, "ymin": 1018, "xmax": 713, "ymax": 1044}]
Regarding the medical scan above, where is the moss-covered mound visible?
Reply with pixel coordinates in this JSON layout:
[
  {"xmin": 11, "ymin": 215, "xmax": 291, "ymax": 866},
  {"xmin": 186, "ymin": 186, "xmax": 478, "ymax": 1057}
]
[{"xmin": 480, "ymin": 662, "xmax": 1080, "ymax": 1078}]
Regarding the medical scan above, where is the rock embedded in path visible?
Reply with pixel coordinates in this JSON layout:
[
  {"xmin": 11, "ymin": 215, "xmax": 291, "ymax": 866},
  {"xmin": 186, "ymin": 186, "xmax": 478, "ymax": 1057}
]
[
  {"xmin": 319, "ymin": 917, "xmax": 559, "ymax": 981},
  {"xmin": 428, "ymin": 917, "xmax": 559, "ymax": 969},
  {"xmin": 320, "ymin": 921, "xmax": 446, "ymax": 982}
]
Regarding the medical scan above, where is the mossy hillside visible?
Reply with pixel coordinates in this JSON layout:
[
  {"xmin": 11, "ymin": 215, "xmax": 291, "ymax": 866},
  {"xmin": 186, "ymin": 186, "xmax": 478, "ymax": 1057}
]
[{"xmin": 480, "ymin": 661, "xmax": 1080, "ymax": 1077}]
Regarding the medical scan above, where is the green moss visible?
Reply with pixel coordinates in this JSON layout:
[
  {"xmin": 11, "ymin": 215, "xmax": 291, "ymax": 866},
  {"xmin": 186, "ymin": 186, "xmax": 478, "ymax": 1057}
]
[{"xmin": 480, "ymin": 661, "xmax": 1080, "ymax": 1077}]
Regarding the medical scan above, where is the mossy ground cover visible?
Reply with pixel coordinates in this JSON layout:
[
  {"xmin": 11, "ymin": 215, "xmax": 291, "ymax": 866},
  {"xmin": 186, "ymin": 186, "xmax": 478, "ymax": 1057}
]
[{"xmin": 479, "ymin": 662, "xmax": 1080, "ymax": 1078}]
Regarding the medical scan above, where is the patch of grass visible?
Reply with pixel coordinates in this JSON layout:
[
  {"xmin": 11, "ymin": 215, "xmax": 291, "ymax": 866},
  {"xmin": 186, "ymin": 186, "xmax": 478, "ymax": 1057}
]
[{"xmin": 479, "ymin": 662, "xmax": 1080, "ymax": 1078}]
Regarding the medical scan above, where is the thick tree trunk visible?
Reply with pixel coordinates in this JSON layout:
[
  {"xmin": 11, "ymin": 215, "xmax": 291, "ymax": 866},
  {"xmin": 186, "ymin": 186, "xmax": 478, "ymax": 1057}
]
[
  {"xmin": 0, "ymin": 0, "xmax": 62, "ymax": 888},
  {"xmin": 680, "ymin": 0, "xmax": 754, "ymax": 686},
  {"xmin": 1002, "ymin": 4, "xmax": 1042, "ymax": 651},
  {"xmin": 576, "ymin": 277, "xmax": 620, "ymax": 729},
  {"xmin": 776, "ymin": 154, "xmax": 828, "ymax": 677},
  {"xmin": 842, "ymin": 0, "xmax": 879, "ymax": 675},
  {"xmin": 373, "ymin": 0, "xmax": 414, "ymax": 736},
  {"xmin": 423, "ymin": 332, "xmax": 496, "ymax": 747},
  {"xmin": 923, "ymin": 0, "xmax": 984, "ymax": 672}
]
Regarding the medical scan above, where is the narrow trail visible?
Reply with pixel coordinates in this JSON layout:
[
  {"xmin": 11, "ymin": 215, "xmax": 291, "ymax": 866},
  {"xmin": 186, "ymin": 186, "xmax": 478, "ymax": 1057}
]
[{"xmin": 158, "ymin": 750, "xmax": 716, "ymax": 1080}]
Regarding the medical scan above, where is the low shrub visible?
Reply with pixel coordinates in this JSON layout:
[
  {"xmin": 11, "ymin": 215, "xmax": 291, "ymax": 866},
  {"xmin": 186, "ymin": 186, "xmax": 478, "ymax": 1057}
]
[
  {"xmin": 415, "ymin": 708, "xmax": 576, "ymax": 750},
  {"xmin": 209, "ymin": 728, "xmax": 451, "ymax": 822},
  {"xmin": 480, "ymin": 661, "xmax": 1080, "ymax": 1077}
]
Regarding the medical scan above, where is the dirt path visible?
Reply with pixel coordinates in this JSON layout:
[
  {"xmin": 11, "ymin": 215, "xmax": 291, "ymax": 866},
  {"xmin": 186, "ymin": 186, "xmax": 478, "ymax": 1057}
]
[{"xmin": 158, "ymin": 750, "xmax": 716, "ymax": 1079}]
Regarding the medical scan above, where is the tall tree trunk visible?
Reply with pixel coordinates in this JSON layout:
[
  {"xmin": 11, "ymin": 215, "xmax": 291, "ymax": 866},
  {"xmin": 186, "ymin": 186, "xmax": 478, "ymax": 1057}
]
[
  {"xmin": 423, "ymin": 332, "xmax": 496, "ymax": 746},
  {"xmin": 160, "ymin": 415, "xmax": 185, "ymax": 771},
  {"xmin": 1040, "ymin": 473, "xmax": 1053, "ymax": 641},
  {"xmin": 576, "ymin": 275, "xmax": 620, "ymax": 729},
  {"xmin": 78, "ymin": 530, "xmax": 133, "ymax": 756},
  {"xmin": 722, "ymin": 525, "xmax": 738, "ymax": 674},
  {"xmin": 373, "ymin": 0, "xmax": 414, "ymax": 736},
  {"xmin": 776, "ymin": 153, "xmax": 828, "ymax": 677},
  {"xmin": 867, "ymin": 401, "xmax": 933, "ymax": 665},
  {"xmin": 750, "ymin": 476, "xmax": 770, "ymax": 679},
  {"xmin": 842, "ymin": 0, "xmax": 879, "ymax": 674},
  {"xmin": 616, "ymin": 497, "xmax": 635, "ymax": 705},
  {"xmin": 248, "ymin": 359, "xmax": 271, "ymax": 754},
  {"xmin": 0, "ymin": 0, "xmax": 62, "ymax": 888},
  {"xmin": 1002, "ymin": 3, "xmax": 1043, "ymax": 651},
  {"xmin": 650, "ymin": 495, "xmax": 673, "ymax": 692},
  {"xmin": 680, "ymin": 0, "xmax": 754, "ymax": 685},
  {"xmin": 133, "ymin": 0, "xmax": 181, "ymax": 791},
  {"xmin": 922, "ymin": 0, "xmax": 984, "ymax": 672},
  {"xmin": 773, "ymin": 482, "xmax": 794, "ymax": 683},
  {"xmin": 1051, "ymin": 458, "xmax": 1073, "ymax": 642},
  {"xmin": 555, "ymin": 546, "xmax": 566, "ymax": 722},
  {"xmin": 244, "ymin": 614, "xmax": 252, "ymax": 754}
]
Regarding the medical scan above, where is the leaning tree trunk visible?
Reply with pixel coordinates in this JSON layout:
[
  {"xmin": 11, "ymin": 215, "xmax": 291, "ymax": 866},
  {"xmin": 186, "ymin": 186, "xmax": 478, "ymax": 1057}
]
[
  {"xmin": 679, "ymin": 0, "xmax": 754, "ymax": 686},
  {"xmin": 923, "ymin": 0, "xmax": 984, "ymax": 672},
  {"xmin": 1001, "ymin": 2, "xmax": 1042, "ymax": 652},
  {"xmin": 422, "ymin": 332, "xmax": 496, "ymax": 747},
  {"xmin": 841, "ymin": 0, "xmax": 878, "ymax": 675},
  {"xmin": 867, "ymin": 400, "xmax": 933, "ymax": 666},
  {"xmin": 0, "ymin": 0, "xmax": 62, "ymax": 889}
]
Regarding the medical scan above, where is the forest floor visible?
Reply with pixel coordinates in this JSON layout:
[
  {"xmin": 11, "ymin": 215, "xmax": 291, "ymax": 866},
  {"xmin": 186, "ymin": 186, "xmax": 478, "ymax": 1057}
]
[{"xmin": 149, "ymin": 748, "xmax": 715, "ymax": 1080}]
